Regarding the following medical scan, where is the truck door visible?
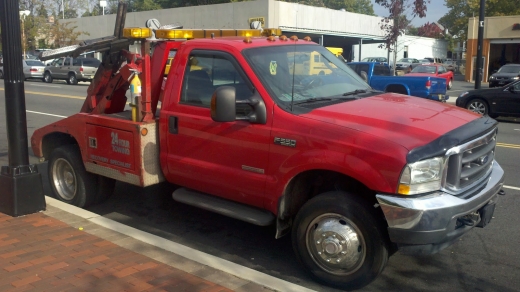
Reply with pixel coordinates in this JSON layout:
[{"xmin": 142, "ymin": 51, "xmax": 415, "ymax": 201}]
[{"xmin": 164, "ymin": 50, "xmax": 270, "ymax": 208}]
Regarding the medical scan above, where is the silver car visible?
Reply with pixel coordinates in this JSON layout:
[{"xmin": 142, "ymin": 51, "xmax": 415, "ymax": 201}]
[
  {"xmin": 0, "ymin": 59, "xmax": 46, "ymax": 80},
  {"xmin": 23, "ymin": 59, "xmax": 46, "ymax": 80},
  {"xmin": 394, "ymin": 58, "xmax": 420, "ymax": 72}
]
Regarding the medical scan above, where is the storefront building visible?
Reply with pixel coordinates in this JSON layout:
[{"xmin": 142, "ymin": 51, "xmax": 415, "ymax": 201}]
[{"xmin": 466, "ymin": 15, "xmax": 520, "ymax": 82}]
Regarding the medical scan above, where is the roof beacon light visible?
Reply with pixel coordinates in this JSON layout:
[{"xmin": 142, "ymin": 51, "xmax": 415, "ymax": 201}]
[
  {"xmin": 154, "ymin": 29, "xmax": 263, "ymax": 40},
  {"xmin": 123, "ymin": 27, "xmax": 152, "ymax": 39}
]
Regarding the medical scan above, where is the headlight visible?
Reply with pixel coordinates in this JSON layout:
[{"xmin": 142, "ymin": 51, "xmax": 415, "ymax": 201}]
[
  {"xmin": 489, "ymin": 76, "xmax": 495, "ymax": 80},
  {"xmin": 398, "ymin": 157, "xmax": 444, "ymax": 195},
  {"xmin": 513, "ymin": 77, "xmax": 519, "ymax": 80},
  {"xmin": 459, "ymin": 91, "xmax": 469, "ymax": 98}
]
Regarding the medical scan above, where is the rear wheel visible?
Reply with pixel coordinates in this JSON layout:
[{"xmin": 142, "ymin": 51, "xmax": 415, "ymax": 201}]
[
  {"xmin": 48, "ymin": 145, "xmax": 97, "ymax": 208},
  {"xmin": 0, "ymin": 70, "xmax": 3, "ymax": 79},
  {"xmin": 292, "ymin": 191, "xmax": 389, "ymax": 290},
  {"xmin": 466, "ymin": 98, "xmax": 488, "ymax": 115},
  {"xmin": 67, "ymin": 73, "xmax": 78, "ymax": 85},
  {"xmin": 447, "ymin": 78, "xmax": 453, "ymax": 90},
  {"xmin": 43, "ymin": 71, "xmax": 53, "ymax": 83}
]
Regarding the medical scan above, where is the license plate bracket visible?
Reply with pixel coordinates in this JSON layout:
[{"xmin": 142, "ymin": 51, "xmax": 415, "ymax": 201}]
[{"xmin": 476, "ymin": 202, "xmax": 496, "ymax": 228}]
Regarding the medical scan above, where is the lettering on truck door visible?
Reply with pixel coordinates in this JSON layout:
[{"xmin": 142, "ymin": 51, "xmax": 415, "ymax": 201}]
[{"xmin": 164, "ymin": 50, "xmax": 271, "ymax": 208}]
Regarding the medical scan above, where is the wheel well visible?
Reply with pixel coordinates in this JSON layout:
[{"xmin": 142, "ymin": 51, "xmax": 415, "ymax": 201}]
[
  {"xmin": 385, "ymin": 84, "xmax": 408, "ymax": 95},
  {"xmin": 276, "ymin": 170, "xmax": 379, "ymax": 235},
  {"xmin": 42, "ymin": 132, "xmax": 78, "ymax": 161}
]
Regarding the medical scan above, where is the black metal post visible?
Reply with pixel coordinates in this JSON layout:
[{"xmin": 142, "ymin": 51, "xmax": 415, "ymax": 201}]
[
  {"xmin": 475, "ymin": 0, "xmax": 485, "ymax": 89},
  {"xmin": 0, "ymin": 0, "xmax": 46, "ymax": 216}
]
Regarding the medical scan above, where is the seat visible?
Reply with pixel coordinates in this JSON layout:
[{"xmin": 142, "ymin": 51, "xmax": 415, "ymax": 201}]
[{"xmin": 185, "ymin": 70, "xmax": 213, "ymax": 105}]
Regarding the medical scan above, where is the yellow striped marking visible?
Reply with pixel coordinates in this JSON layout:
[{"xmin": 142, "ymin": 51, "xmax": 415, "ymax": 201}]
[
  {"xmin": 497, "ymin": 143, "xmax": 520, "ymax": 149},
  {"xmin": 0, "ymin": 88, "xmax": 85, "ymax": 99}
]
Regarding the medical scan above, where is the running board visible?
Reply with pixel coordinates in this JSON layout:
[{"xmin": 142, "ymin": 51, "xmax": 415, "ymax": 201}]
[{"xmin": 172, "ymin": 188, "xmax": 275, "ymax": 226}]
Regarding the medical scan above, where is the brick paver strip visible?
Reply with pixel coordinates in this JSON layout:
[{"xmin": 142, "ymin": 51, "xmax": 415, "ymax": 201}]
[{"xmin": 0, "ymin": 212, "xmax": 233, "ymax": 292}]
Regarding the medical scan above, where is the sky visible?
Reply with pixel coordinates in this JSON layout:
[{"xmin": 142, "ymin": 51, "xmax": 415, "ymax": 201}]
[{"xmin": 371, "ymin": 1, "xmax": 449, "ymax": 27}]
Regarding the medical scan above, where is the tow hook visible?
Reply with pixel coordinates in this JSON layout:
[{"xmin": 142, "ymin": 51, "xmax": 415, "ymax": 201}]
[
  {"xmin": 457, "ymin": 212, "xmax": 480, "ymax": 227},
  {"xmin": 498, "ymin": 189, "xmax": 506, "ymax": 196}
]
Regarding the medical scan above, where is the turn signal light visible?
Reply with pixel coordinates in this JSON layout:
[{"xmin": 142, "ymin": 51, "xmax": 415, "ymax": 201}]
[{"xmin": 425, "ymin": 80, "xmax": 431, "ymax": 90}]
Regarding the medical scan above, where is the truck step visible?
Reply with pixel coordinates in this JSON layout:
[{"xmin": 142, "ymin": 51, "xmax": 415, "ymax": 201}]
[{"xmin": 172, "ymin": 188, "xmax": 275, "ymax": 226}]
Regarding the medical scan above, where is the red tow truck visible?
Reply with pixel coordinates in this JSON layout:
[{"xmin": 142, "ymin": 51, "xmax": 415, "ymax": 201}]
[{"xmin": 32, "ymin": 5, "xmax": 505, "ymax": 290}]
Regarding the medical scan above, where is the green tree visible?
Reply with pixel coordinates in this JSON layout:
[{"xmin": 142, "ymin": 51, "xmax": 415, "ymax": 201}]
[
  {"xmin": 439, "ymin": 0, "xmax": 520, "ymax": 44},
  {"xmin": 323, "ymin": 0, "xmax": 374, "ymax": 15},
  {"xmin": 375, "ymin": 0, "xmax": 430, "ymax": 50}
]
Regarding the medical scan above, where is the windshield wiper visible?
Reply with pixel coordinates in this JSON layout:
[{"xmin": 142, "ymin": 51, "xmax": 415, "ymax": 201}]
[
  {"xmin": 294, "ymin": 97, "xmax": 333, "ymax": 105},
  {"xmin": 294, "ymin": 96, "xmax": 359, "ymax": 105},
  {"xmin": 343, "ymin": 89, "xmax": 367, "ymax": 96}
]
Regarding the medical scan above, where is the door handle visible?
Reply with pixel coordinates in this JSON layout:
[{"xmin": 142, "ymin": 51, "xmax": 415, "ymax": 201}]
[{"xmin": 169, "ymin": 116, "xmax": 178, "ymax": 134}]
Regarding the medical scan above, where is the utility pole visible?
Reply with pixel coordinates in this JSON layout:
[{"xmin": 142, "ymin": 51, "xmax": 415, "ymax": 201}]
[
  {"xmin": 475, "ymin": 0, "xmax": 485, "ymax": 89},
  {"xmin": 0, "ymin": 1, "xmax": 46, "ymax": 217}
]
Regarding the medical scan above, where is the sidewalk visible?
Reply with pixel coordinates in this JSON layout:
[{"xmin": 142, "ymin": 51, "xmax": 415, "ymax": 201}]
[{"xmin": 0, "ymin": 197, "xmax": 293, "ymax": 292}]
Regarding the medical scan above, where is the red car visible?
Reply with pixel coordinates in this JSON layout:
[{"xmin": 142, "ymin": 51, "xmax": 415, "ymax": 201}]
[{"xmin": 407, "ymin": 64, "xmax": 454, "ymax": 90}]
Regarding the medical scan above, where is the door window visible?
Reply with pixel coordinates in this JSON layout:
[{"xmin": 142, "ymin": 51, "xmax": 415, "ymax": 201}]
[
  {"xmin": 64, "ymin": 58, "xmax": 71, "ymax": 66},
  {"xmin": 181, "ymin": 53, "xmax": 253, "ymax": 109}
]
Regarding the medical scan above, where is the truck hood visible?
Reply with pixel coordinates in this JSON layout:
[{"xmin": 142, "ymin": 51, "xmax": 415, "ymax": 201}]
[{"xmin": 300, "ymin": 93, "xmax": 479, "ymax": 150}]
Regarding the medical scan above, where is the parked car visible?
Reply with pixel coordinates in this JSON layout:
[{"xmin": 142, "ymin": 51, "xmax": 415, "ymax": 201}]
[
  {"xmin": 406, "ymin": 64, "xmax": 454, "ymax": 90},
  {"xmin": 456, "ymin": 79, "xmax": 520, "ymax": 118},
  {"xmin": 361, "ymin": 57, "xmax": 388, "ymax": 63},
  {"xmin": 44, "ymin": 57, "xmax": 101, "ymax": 85},
  {"xmin": 423, "ymin": 57, "xmax": 442, "ymax": 64},
  {"xmin": 0, "ymin": 59, "xmax": 46, "ymax": 80},
  {"xmin": 442, "ymin": 60, "xmax": 458, "ymax": 72},
  {"xmin": 347, "ymin": 62, "xmax": 448, "ymax": 101},
  {"xmin": 23, "ymin": 59, "xmax": 46, "ymax": 80},
  {"xmin": 488, "ymin": 64, "xmax": 520, "ymax": 88},
  {"xmin": 394, "ymin": 58, "xmax": 420, "ymax": 72}
]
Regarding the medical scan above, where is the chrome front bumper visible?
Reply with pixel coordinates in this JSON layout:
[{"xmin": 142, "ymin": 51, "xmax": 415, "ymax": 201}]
[{"xmin": 376, "ymin": 162, "xmax": 504, "ymax": 254}]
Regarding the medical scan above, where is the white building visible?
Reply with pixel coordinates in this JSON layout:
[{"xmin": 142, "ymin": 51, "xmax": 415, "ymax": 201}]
[
  {"xmin": 352, "ymin": 35, "xmax": 448, "ymax": 64},
  {"xmin": 62, "ymin": 0, "xmax": 445, "ymax": 63}
]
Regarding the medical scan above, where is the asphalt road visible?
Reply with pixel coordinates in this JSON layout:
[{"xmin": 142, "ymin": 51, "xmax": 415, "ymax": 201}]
[{"xmin": 0, "ymin": 78, "xmax": 519, "ymax": 292}]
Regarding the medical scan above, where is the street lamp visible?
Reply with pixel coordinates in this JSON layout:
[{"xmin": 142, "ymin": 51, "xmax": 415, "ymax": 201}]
[{"xmin": 19, "ymin": 10, "xmax": 30, "ymax": 58}]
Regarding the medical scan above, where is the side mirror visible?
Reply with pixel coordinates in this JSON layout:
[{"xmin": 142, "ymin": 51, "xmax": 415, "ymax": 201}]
[
  {"xmin": 211, "ymin": 86, "xmax": 236, "ymax": 122},
  {"xmin": 210, "ymin": 86, "xmax": 267, "ymax": 124}
]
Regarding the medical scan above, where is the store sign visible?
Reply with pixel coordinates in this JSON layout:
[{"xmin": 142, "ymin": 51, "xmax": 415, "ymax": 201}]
[{"xmin": 513, "ymin": 23, "xmax": 520, "ymax": 30}]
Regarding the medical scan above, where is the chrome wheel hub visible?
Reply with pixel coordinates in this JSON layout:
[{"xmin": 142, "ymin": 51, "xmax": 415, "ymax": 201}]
[
  {"xmin": 52, "ymin": 158, "xmax": 77, "ymax": 201},
  {"xmin": 307, "ymin": 214, "xmax": 366, "ymax": 275},
  {"xmin": 469, "ymin": 102, "xmax": 485, "ymax": 115}
]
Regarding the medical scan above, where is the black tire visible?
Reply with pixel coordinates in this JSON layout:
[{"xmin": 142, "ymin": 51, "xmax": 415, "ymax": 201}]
[
  {"xmin": 292, "ymin": 191, "xmax": 389, "ymax": 290},
  {"xmin": 44, "ymin": 71, "xmax": 53, "ymax": 83},
  {"xmin": 0, "ymin": 70, "xmax": 4, "ymax": 79},
  {"xmin": 67, "ymin": 73, "xmax": 78, "ymax": 85},
  {"xmin": 48, "ymin": 145, "xmax": 97, "ymax": 208},
  {"xmin": 447, "ymin": 78, "xmax": 453, "ymax": 90},
  {"xmin": 466, "ymin": 98, "xmax": 489, "ymax": 116},
  {"xmin": 96, "ymin": 176, "xmax": 116, "ymax": 204}
]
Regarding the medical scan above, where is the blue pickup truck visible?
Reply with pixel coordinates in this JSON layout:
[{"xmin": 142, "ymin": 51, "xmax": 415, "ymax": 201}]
[{"xmin": 347, "ymin": 62, "xmax": 448, "ymax": 102}]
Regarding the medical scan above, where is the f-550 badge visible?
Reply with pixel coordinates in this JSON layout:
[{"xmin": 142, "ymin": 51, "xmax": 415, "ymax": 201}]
[{"xmin": 274, "ymin": 137, "xmax": 296, "ymax": 148}]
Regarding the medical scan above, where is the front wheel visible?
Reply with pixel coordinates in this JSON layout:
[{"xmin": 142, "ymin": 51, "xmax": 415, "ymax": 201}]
[
  {"xmin": 466, "ymin": 98, "xmax": 488, "ymax": 115},
  {"xmin": 0, "ymin": 70, "xmax": 4, "ymax": 79},
  {"xmin": 292, "ymin": 191, "xmax": 389, "ymax": 290}
]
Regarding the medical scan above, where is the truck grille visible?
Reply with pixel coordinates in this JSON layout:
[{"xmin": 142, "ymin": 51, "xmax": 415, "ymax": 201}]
[{"xmin": 443, "ymin": 129, "xmax": 497, "ymax": 195}]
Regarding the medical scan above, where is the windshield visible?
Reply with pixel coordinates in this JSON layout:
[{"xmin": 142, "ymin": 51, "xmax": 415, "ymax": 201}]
[
  {"xmin": 243, "ymin": 45, "xmax": 370, "ymax": 109},
  {"xmin": 412, "ymin": 65, "xmax": 437, "ymax": 74},
  {"xmin": 398, "ymin": 58, "xmax": 413, "ymax": 62},
  {"xmin": 25, "ymin": 60, "xmax": 45, "ymax": 66},
  {"xmin": 498, "ymin": 65, "xmax": 520, "ymax": 74}
]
